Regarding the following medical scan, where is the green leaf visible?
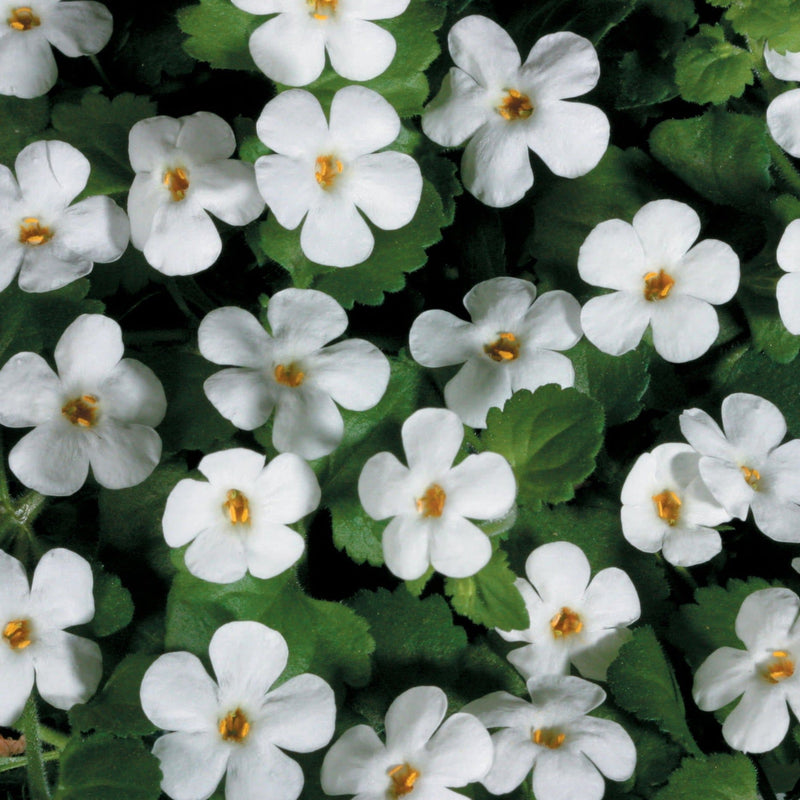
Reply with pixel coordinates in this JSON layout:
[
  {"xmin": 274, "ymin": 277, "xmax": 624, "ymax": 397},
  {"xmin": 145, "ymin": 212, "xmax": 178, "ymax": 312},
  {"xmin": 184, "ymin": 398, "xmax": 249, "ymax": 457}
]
[
  {"xmin": 739, "ymin": 289, "xmax": 800, "ymax": 364},
  {"xmin": 608, "ymin": 626, "xmax": 702, "ymax": 756},
  {"xmin": 652, "ymin": 753, "xmax": 759, "ymax": 800},
  {"xmin": 0, "ymin": 95, "xmax": 49, "ymax": 167},
  {"xmin": 674, "ymin": 26, "xmax": 755, "ymax": 105},
  {"xmin": 91, "ymin": 571, "xmax": 134, "ymax": 637},
  {"xmin": 483, "ymin": 386, "xmax": 604, "ymax": 510},
  {"xmin": 444, "ymin": 549, "xmax": 529, "ymax": 630},
  {"xmin": 723, "ymin": 0, "xmax": 800, "ymax": 53},
  {"xmin": 508, "ymin": 0, "xmax": 638, "ymax": 45},
  {"xmin": 649, "ymin": 110, "xmax": 772, "ymax": 209}
]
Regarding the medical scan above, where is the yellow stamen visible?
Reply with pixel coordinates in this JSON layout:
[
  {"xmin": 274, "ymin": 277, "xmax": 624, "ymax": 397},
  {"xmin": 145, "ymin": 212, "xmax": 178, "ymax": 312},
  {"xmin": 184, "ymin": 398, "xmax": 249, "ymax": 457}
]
[
  {"xmin": 532, "ymin": 728, "xmax": 565, "ymax": 749},
  {"xmin": 223, "ymin": 490, "xmax": 250, "ymax": 525},
  {"xmin": 218, "ymin": 708, "xmax": 250, "ymax": 742},
  {"xmin": 387, "ymin": 764, "xmax": 419, "ymax": 797},
  {"xmin": 484, "ymin": 332, "xmax": 520, "ymax": 362},
  {"xmin": 61, "ymin": 394, "xmax": 98, "ymax": 428},
  {"xmin": 652, "ymin": 490, "xmax": 681, "ymax": 525},
  {"xmin": 741, "ymin": 466, "xmax": 761, "ymax": 490},
  {"xmin": 497, "ymin": 88, "xmax": 534, "ymax": 121},
  {"xmin": 416, "ymin": 484, "xmax": 446, "ymax": 518},
  {"xmin": 309, "ymin": 0, "xmax": 337, "ymax": 18},
  {"xmin": 315, "ymin": 155, "xmax": 343, "ymax": 188},
  {"xmin": 3, "ymin": 620, "xmax": 31, "ymax": 650},
  {"xmin": 19, "ymin": 217, "xmax": 52, "ymax": 246},
  {"xmin": 763, "ymin": 652, "xmax": 795, "ymax": 684},
  {"xmin": 163, "ymin": 167, "xmax": 190, "ymax": 201},
  {"xmin": 274, "ymin": 363, "xmax": 305, "ymax": 388},
  {"xmin": 8, "ymin": 7, "xmax": 39, "ymax": 30},
  {"xmin": 643, "ymin": 269, "xmax": 675, "ymax": 301},
  {"xmin": 550, "ymin": 607, "xmax": 583, "ymax": 638}
]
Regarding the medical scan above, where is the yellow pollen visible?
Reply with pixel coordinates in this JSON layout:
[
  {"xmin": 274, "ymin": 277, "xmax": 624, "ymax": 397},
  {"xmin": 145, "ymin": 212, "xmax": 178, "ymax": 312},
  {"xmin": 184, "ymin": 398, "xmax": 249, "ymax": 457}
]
[
  {"xmin": 224, "ymin": 490, "xmax": 250, "ymax": 525},
  {"xmin": 8, "ymin": 7, "xmax": 39, "ymax": 30},
  {"xmin": 764, "ymin": 652, "xmax": 795, "ymax": 684},
  {"xmin": 19, "ymin": 217, "xmax": 52, "ymax": 246},
  {"xmin": 550, "ymin": 607, "xmax": 583, "ymax": 638},
  {"xmin": 387, "ymin": 764, "xmax": 419, "ymax": 797},
  {"xmin": 274, "ymin": 363, "xmax": 305, "ymax": 388},
  {"xmin": 416, "ymin": 484, "xmax": 446, "ymax": 518},
  {"xmin": 741, "ymin": 466, "xmax": 761, "ymax": 489},
  {"xmin": 218, "ymin": 709, "xmax": 250, "ymax": 742},
  {"xmin": 3, "ymin": 620, "xmax": 31, "ymax": 650},
  {"xmin": 163, "ymin": 167, "xmax": 190, "ymax": 201},
  {"xmin": 643, "ymin": 269, "xmax": 675, "ymax": 301},
  {"xmin": 484, "ymin": 332, "xmax": 520, "ymax": 362},
  {"xmin": 497, "ymin": 89, "xmax": 534, "ymax": 121},
  {"xmin": 315, "ymin": 155, "xmax": 343, "ymax": 188},
  {"xmin": 532, "ymin": 728, "xmax": 565, "ymax": 749},
  {"xmin": 61, "ymin": 394, "xmax": 99, "ymax": 428},
  {"xmin": 652, "ymin": 490, "xmax": 681, "ymax": 525},
  {"xmin": 309, "ymin": 0, "xmax": 337, "ymax": 19}
]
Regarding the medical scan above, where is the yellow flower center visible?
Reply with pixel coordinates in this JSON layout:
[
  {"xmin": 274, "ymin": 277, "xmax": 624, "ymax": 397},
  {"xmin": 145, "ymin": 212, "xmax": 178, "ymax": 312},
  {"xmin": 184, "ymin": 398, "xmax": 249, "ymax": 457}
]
[
  {"xmin": 532, "ymin": 728, "xmax": 565, "ymax": 749},
  {"xmin": 274, "ymin": 363, "xmax": 305, "ymax": 388},
  {"xmin": 643, "ymin": 269, "xmax": 675, "ymax": 301},
  {"xmin": 550, "ymin": 607, "xmax": 583, "ymax": 638},
  {"xmin": 218, "ymin": 708, "xmax": 250, "ymax": 742},
  {"xmin": 62, "ymin": 395, "xmax": 99, "ymax": 428},
  {"xmin": 308, "ymin": 0, "xmax": 337, "ymax": 19},
  {"xmin": 741, "ymin": 466, "xmax": 761, "ymax": 490},
  {"xmin": 163, "ymin": 167, "xmax": 190, "ymax": 202},
  {"xmin": 8, "ymin": 6, "xmax": 39, "ymax": 30},
  {"xmin": 416, "ymin": 483, "xmax": 446, "ymax": 518},
  {"xmin": 497, "ymin": 89, "xmax": 534, "ymax": 121},
  {"xmin": 19, "ymin": 217, "xmax": 52, "ymax": 246},
  {"xmin": 763, "ymin": 651, "xmax": 795, "ymax": 684},
  {"xmin": 315, "ymin": 155, "xmax": 343, "ymax": 189},
  {"xmin": 484, "ymin": 332, "xmax": 520, "ymax": 362},
  {"xmin": 223, "ymin": 490, "xmax": 250, "ymax": 525},
  {"xmin": 3, "ymin": 620, "xmax": 32, "ymax": 650},
  {"xmin": 652, "ymin": 490, "xmax": 681, "ymax": 526},
  {"xmin": 387, "ymin": 764, "xmax": 420, "ymax": 797}
]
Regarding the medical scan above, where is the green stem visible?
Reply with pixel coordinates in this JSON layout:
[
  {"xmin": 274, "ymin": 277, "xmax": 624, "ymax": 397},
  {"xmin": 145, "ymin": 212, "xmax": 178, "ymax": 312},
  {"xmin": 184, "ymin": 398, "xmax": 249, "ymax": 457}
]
[
  {"xmin": 673, "ymin": 565, "xmax": 699, "ymax": 592},
  {"xmin": 769, "ymin": 139, "xmax": 800, "ymax": 197},
  {"xmin": 166, "ymin": 280, "xmax": 200, "ymax": 324},
  {"xmin": 19, "ymin": 697, "xmax": 51, "ymax": 800},
  {"xmin": 89, "ymin": 54, "xmax": 113, "ymax": 90},
  {"xmin": 38, "ymin": 726, "xmax": 69, "ymax": 751}
]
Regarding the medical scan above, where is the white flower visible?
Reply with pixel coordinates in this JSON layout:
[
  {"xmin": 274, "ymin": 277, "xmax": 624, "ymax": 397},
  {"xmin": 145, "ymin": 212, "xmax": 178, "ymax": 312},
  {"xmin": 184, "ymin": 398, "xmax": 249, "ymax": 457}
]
[
  {"xmin": 127, "ymin": 111, "xmax": 264, "ymax": 276},
  {"xmin": 421, "ymin": 15, "xmax": 609, "ymax": 208},
  {"xmin": 680, "ymin": 393, "xmax": 800, "ymax": 543},
  {"xmin": 321, "ymin": 685, "xmax": 492, "ymax": 799},
  {"xmin": 140, "ymin": 620, "xmax": 335, "ymax": 800},
  {"xmin": 230, "ymin": 0, "xmax": 409, "ymax": 86},
  {"xmin": 620, "ymin": 442, "xmax": 730, "ymax": 567},
  {"xmin": 765, "ymin": 44, "xmax": 800, "ymax": 158},
  {"xmin": 255, "ymin": 86, "xmax": 422, "ymax": 268},
  {"xmin": 0, "ymin": 313, "xmax": 166, "ymax": 496},
  {"xmin": 777, "ymin": 219, "xmax": 800, "ymax": 334},
  {"xmin": 358, "ymin": 407, "xmax": 516, "ymax": 580},
  {"xmin": 579, "ymin": 199, "xmax": 740, "ymax": 363},
  {"xmin": 409, "ymin": 277, "xmax": 581, "ymax": 428},
  {"xmin": 162, "ymin": 447, "xmax": 320, "ymax": 583},
  {"xmin": 0, "ymin": 548, "xmax": 101, "ymax": 725},
  {"xmin": 693, "ymin": 587, "xmax": 800, "ymax": 753},
  {"xmin": 497, "ymin": 541, "xmax": 640, "ymax": 682},
  {"xmin": 0, "ymin": 140, "xmax": 129, "ymax": 293},
  {"xmin": 463, "ymin": 675, "xmax": 636, "ymax": 798},
  {"xmin": 199, "ymin": 289, "xmax": 390, "ymax": 460},
  {"xmin": 0, "ymin": 0, "xmax": 112, "ymax": 98}
]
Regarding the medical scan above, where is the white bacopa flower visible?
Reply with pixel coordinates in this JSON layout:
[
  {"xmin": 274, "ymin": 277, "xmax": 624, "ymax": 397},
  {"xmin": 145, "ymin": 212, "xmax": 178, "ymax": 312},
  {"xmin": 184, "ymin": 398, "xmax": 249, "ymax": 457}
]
[
  {"xmin": 620, "ymin": 442, "xmax": 730, "ymax": 567},
  {"xmin": 140, "ymin": 620, "xmax": 335, "ymax": 800},
  {"xmin": 497, "ymin": 541, "xmax": 640, "ymax": 682},
  {"xmin": 579, "ymin": 199, "xmax": 740, "ymax": 363},
  {"xmin": 321, "ymin": 685, "xmax": 493, "ymax": 800},
  {"xmin": 162, "ymin": 447, "xmax": 320, "ymax": 584},
  {"xmin": 777, "ymin": 218, "xmax": 800, "ymax": 334},
  {"xmin": 765, "ymin": 44, "xmax": 800, "ymax": 158},
  {"xmin": 230, "ymin": 0, "xmax": 409, "ymax": 86},
  {"xmin": 255, "ymin": 86, "xmax": 422, "ymax": 268},
  {"xmin": 680, "ymin": 393, "xmax": 800, "ymax": 543},
  {"xmin": 0, "ymin": 313, "xmax": 166, "ymax": 496},
  {"xmin": 421, "ymin": 15, "xmax": 609, "ymax": 208},
  {"xmin": 693, "ymin": 587, "xmax": 800, "ymax": 753},
  {"xmin": 463, "ymin": 674, "xmax": 636, "ymax": 798},
  {"xmin": 127, "ymin": 111, "xmax": 265, "ymax": 276},
  {"xmin": 409, "ymin": 276, "xmax": 581, "ymax": 428},
  {"xmin": 0, "ymin": 140, "xmax": 129, "ymax": 293},
  {"xmin": 0, "ymin": 548, "xmax": 102, "ymax": 726},
  {"xmin": 358, "ymin": 407, "xmax": 516, "ymax": 580},
  {"xmin": 199, "ymin": 289, "xmax": 390, "ymax": 460},
  {"xmin": 0, "ymin": 0, "xmax": 112, "ymax": 98}
]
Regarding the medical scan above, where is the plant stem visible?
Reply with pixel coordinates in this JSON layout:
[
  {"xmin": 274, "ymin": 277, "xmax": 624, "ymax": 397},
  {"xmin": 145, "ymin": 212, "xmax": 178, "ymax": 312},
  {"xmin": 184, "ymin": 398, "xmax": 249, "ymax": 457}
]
[
  {"xmin": 769, "ymin": 139, "xmax": 800, "ymax": 197},
  {"xmin": 19, "ymin": 697, "xmax": 51, "ymax": 800},
  {"xmin": 89, "ymin": 54, "xmax": 113, "ymax": 90},
  {"xmin": 38, "ymin": 726, "xmax": 69, "ymax": 751}
]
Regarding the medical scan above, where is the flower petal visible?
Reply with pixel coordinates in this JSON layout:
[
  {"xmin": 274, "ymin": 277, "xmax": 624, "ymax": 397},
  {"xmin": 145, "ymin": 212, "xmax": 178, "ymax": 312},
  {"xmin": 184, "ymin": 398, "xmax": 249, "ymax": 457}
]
[
  {"xmin": 752, "ymin": 495, "xmax": 800, "ymax": 543},
  {"xmin": 693, "ymin": 647, "xmax": 753, "ymax": 711},
  {"xmin": 448, "ymin": 15, "xmax": 520, "ymax": 87},
  {"xmin": 300, "ymin": 194, "xmax": 374, "ymax": 267},
  {"xmin": 244, "ymin": 524, "xmax": 305, "ymax": 580},
  {"xmin": 203, "ymin": 368, "xmax": 275, "ymax": 430},
  {"xmin": 0, "ymin": 550, "xmax": 31, "ymax": 616},
  {"xmin": 567, "ymin": 716, "xmax": 636, "ymax": 781},
  {"xmin": 570, "ymin": 628, "xmax": 631, "ymax": 681},
  {"xmin": 661, "ymin": 526, "xmax": 721, "ymax": 567},
  {"xmin": 325, "ymin": 20, "xmax": 396, "ymax": 83},
  {"xmin": 18, "ymin": 248, "xmax": 92, "ymax": 294},
  {"xmin": 190, "ymin": 161, "xmax": 264, "ymax": 226},
  {"xmin": 401, "ymin": 407, "xmax": 463, "ymax": 477},
  {"xmin": 511, "ymin": 348, "xmax": 576, "ymax": 395},
  {"xmin": 184, "ymin": 525, "xmax": 247, "ymax": 584},
  {"xmin": 226, "ymin": 738, "xmax": 304, "ymax": 800},
  {"xmin": 30, "ymin": 548, "xmax": 94, "ymax": 630},
  {"xmin": 777, "ymin": 272, "xmax": 800, "ymax": 334},
  {"xmin": 320, "ymin": 725, "xmax": 387, "ymax": 796},
  {"xmin": 0, "ymin": 647, "xmax": 33, "ymax": 726},
  {"xmin": 255, "ymin": 155, "xmax": 316, "ymax": 230},
  {"xmin": 55, "ymin": 313, "xmax": 123, "ymax": 391},
  {"xmin": 421, "ymin": 712, "xmax": 493, "ymax": 785},
  {"xmin": 673, "ymin": 239, "xmax": 740, "ymax": 304},
  {"xmin": 464, "ymin": 276, "xmax": 538, "ymax": 324},
  {"xmin": 272, "ymin": 385, "xmax": 344, "ymax": 459},
  {"xmin": 176, "ymin": 111, "xmax": 236, "ymax": 164},
  {"xmin": 249, "ymin": 14, "xmax": 325, "ymax": 86},
  {"xmin": 765, "ymin": 44, "xmax": 800, "ymax": 81},
  {"xmin": 632, "ymin": 199, "xmax": 701, "ymax": 264},
  {"xmin": 256, "ymin": 89, "xmax": 329, "ymax": 159},
  {"xmin": 0, "ymin": 33, "xmax": 56, "ymax": 99},
  {"xmin": 255, "ymin": 451, "xmax": 320, "ymax": 523},
  {"xmin": 348, "ymin": 152, "xmax": 422, "ymax": 230},
  {"xmin": 443, "ymin": 452, "xmax": 516, "ymax": 520},
  {"xmin": 679, "ymin": 407, "xmax": 735, "ymax": 460},
  {"xmin": 429, "ymin": 515, "xmax": 492, "ymax": 578},
  {"xmin": 342, "ymin": 0, "xmax": 410, "ymax": 19},
  {"xmin": 199, "ymin": 307, "xmax": 272, "ymax": 368},
  {"xmin": 620, "ymin": 502, "xmax": 668, "ymax": 554},
  {"xmin": 520, "ymin": 31, "xmax": 600, "ymax": 101},
  {"xmin": 359, "ymin": 452, "xmax": 413, "ymax": 519},
  {"xmin": 382, "ymin": 514, "xmax": 431, "ymax": 580},
  {"xmin": 481, "ymin": 728, "xmax": 536, "ymax": 794},
  {"xmin": 721, "ymin": 393, "xmax": 786, "ymax": 459},
  {"xmin": 384, "ymin": 685, "xmax": 447, "ymax": 755},
  {"xmin": 42, "ymin": 1, "xmax": 112, "ymax": 56},
  {"xmin": 580, "ymin": 292, "xmax": 650, "ymax": 356},
  {"xmin": 507, "ymin": 641, "xmax": 571, "ymax": 681},
  {"xmin": 55, "ymin": 195, "xmax": 130, "ymax": 265},
  {"xmin": 736, "ymin": 587, "xmax": 799, "ymax": 651},
  {"xmin": 409, "ymin": 310, "xmax": 479, "ymax": 368},
  {"xmin": 128, "ymin": 116, "xmax": 181, "ymax": 173},
  {"xmin": 0, "ymin": 352, "xmax": 61, "ymax": 427},
  {"xmin": 519, "ymin": 290, "xmax": 582, "ymax": 350},
  {"xmin": 162, "ymin": 479, "xmax": 219, "ymax": 548},
  {"xmin": 532, "ymin": 749, "xmax": 605, "ymax": 800},
  {"xmin": 778, "ymin": 218, "xmax": 800, "ymax": 273},
  {"xmin": 722, "ymin": 683, "xmax": 790, "ymax": 753},
  {"xmin": 578, "ymin": 219, "xmax": 645, "ymax": 292},
  {"xmin": 99, "ymin": 358, "xmax": 166, "ymax": 427},
  {"xmin": 152, "ymin": 731, "xmax": 228, "ymax": 800},
  {"xmin": 267, "ymin": 287, "xmax": 348, "ymax": 351},
  {"xmin": 16, "ymin": 140, "xmax": 89, "ymax": 212},
  {"xmin": 33, "ymin": 629, "xmax": 102, "ymax": 710},
  {"xmin": 768, "ymin": 89, "xmax": 800, "ymax": 158},
  {"xmin": 126, "ymin": 173, "xmax": 162, "ymax": 250},
  {"xmin": 462, "ymin": 689, "xmax": 538, "ymax": 729},
  {"xmin": 444, "ymin": 358, "xmax": 511, "ymax": 429},
  {"xmin": 422, "ymin": 68, "xmax": 492, "ymax": 147},
  {"xmin": 699, "ymin": 457, "xmax": 751, "ymax": 520},
  {"xmin": 649, "ymin": 295, "xmax": 719, "ymax": 363},
  {"xmin": 85, "ymin": 421, "xmax": 161, "ymax": 489},
  {"xmin": 526, "ymin": 542, "xmax": 591, "ymax": 605},
  {"xmin": 0, "ymin": 233, "xmax": 22, "ymax": 292},
  {"xmin": 582, "ymin": 567, "xmax": 640, "ymax": 628}
]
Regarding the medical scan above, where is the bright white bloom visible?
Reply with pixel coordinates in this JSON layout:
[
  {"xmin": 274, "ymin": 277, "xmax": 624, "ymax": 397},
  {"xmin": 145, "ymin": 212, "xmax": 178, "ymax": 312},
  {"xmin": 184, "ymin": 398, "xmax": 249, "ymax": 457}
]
[
  {"xmin": 463, "ymin": 675, "xmax": 636, "ymax": 798},
  {"xmin": 621, "ymin": 443, "xmax": 730, "ymax": 567},
  {"xmin": 579, "ymin": 199, "xmax": 740, "ymax": 363},
  {"xmin": 358, "ymin": 407, "xmax": 516, "ymax": 580},
  {"xmin": 140, "ymin": 620, "xmax": 335, "ymax": 800},
  {"xmin": 497, "ymin": 542, "xmax": 640, "ymax": 682},
  {"xmin": 422, "ymin": 15, "xmax": 609, "ymax": 208},
  {"xmin": 255, "ymin": 86, "xmax": 422, "ymax": 267},
  {"xmin": 680, "ymin": 393, "xmax": 800, "ymax": 543},
  {"xmin": 162, "ymin": 448, "xmax": 320, "ymax": 583},
  {"xmin": 127, "ymin": 112, "xmax": 264, "ymax": 276},
  {"xmin": 0, "ymin": 548, "xmax": 101, "ymax": 725},
  {"xmin": 409, "ymin": 277, "xmax": 581, "ymax": 428},
  {"xmin": 199, "ymin": 290, "xmax": 390, "ymax": 460},
  {"xmin": 321, "ymin": 685, "xmax": 492, "ymax": 799},
  {"xmin": 777, "ymin": 219, "xmax": 800, "ymax": 334},
  {"xmin": 765, "ymin": 44, "xmax": 800, "ymax": 158},
  {"xmin": 231, "ymin": 0, "xmax": 409, "ymax": 86},
  {"xmin": 0, "ymin": 0, "xmax": 112, "ymax": 98},
  {"xmin": 693, "ymin": 587, "xmax": 800, "ymax": 753},
  {"xmin": 0, "ymin": 140, "xmax": 128, "ymax": 293},
  {"xmin": 0, "ymin": 314, "xmax": 166, "ymax": 496}
]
